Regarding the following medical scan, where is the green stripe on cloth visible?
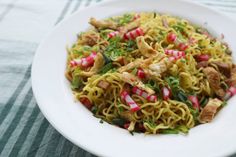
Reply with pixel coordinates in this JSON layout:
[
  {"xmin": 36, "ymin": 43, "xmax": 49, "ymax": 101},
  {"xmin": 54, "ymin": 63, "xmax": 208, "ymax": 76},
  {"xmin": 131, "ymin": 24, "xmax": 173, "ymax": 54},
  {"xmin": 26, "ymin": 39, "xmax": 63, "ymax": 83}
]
[
  {"xmin": 26, "ymin": 118, "xmax": 50, "ymax": 157},
  {"xmin": 0, "ymin": 88, "xmax": 33, "ymax": 153},
  {"xmin": 42, "ymin": 132, "xmax": 62, "ymax": 156},
  {"xmin": 8, "ymin": 106, "xmax": 40, "ymax": 157},
  {"xmin": 0, "ymin": 65, "xmax": 31, "ymax": 126},
  {"xmin": 0, "ymin": 0, "xmax": 236, "ymax": 157}
]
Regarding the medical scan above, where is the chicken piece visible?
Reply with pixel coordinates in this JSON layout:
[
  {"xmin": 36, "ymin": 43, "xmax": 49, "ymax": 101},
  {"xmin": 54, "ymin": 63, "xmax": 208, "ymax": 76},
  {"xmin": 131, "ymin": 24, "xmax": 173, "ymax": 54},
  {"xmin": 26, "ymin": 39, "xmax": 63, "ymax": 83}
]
[
  {"xmin": 80, "ymin": 53, "xmax": 105, "ymax": 77},
  {"xmin": 80, "ymin": 31, "xmax": 100, "ymax": 46},
  {"xmin": 97, "ymin": 80, "xmax": 110, "ymax": 90},
  {"xmin": 226, "ymin": 66, "xmax": 236, "ymax": 86},
  {"xmin": 196, "ymin": 61, "xmax": 208, "ymax": 69},
  {"xmin": 113, "ymin": 56, "xmax": 128, "ymax": 66},
  {"xmin": 212, "ymin": 61, "xmax": 231, "ymax": 78},
  {"xmin": 118, "ymin": 59, "xmax": 143, "ymax": 73},
  {"xmin": 118, "ymin": 54, "xmax": 166, "ymax": 76},
  {"xmin": 89, "ymin": 17, "xmax": 118, "ymax": 30},
  {"xmin": 231, "ymin": 67, "xmax": 236, "ymax": 85},
  {"xmin": 147, "ymin": 58, "xmax": 172, "ymax": 77},
  {"xmin": 199, "ymin": 98, "xmax": 222, "ymax": 123},
  {"xmin": 118, "ymin": 20, "xmax": 141, "ymax": 36},
  {"xmin": 203, "ymin": 67, "xmax": 225, "ymax": 99},
  {"xmin": 136, "ymin": 36, "xmax": 158, "ymax": 57},
  {"xmin": 120, "ymin": 72, "xmax": 155, "ymax": 94}
]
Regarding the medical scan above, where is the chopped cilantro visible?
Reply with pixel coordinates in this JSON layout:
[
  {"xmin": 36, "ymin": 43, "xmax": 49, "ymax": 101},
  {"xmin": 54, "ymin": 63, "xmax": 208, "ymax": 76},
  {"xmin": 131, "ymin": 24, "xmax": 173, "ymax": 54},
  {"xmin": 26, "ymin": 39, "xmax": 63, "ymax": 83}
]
[{"xmin": 125, "ymin": 40, "xmax": 137, "ymax": 52}]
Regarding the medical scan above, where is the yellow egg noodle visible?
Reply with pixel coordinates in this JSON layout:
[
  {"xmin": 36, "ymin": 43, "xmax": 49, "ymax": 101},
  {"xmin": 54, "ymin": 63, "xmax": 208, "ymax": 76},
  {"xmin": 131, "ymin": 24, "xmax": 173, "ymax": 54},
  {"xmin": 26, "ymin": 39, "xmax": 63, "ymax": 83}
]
[{"xmin": 65, "ymin": 12, "xmax": 235, "ymax": 134}]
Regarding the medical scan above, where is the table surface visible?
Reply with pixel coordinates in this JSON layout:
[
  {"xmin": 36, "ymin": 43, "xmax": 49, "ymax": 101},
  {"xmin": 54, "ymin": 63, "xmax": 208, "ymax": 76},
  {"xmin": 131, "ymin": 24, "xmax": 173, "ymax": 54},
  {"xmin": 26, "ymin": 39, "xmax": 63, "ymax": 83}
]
[{"xmin": 0, "ymin": 0, "xmax": 236, "ymax": 156}]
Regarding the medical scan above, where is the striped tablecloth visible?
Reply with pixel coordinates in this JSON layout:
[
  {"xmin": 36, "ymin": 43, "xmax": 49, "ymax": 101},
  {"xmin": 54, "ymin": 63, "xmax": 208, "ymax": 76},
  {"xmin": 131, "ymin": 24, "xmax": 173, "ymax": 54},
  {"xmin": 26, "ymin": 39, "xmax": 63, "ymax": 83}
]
[{"xmin": 0, "ymin": 0, "xmax": 235, "ymax": 156}]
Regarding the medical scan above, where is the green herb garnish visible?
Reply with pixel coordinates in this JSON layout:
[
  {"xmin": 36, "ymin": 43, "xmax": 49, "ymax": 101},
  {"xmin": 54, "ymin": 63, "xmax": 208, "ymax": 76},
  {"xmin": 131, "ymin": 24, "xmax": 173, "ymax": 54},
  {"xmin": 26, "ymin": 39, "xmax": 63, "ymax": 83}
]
[
  {"xmin": 91, "ymin": 106, "xmax": 98, "ymax": 114},
  {"xmin": 222, "ymin": 101, "xmax": 227, "ymax": 107},
  {"xmin": 125, "ymin": 40, "xmax": 137, "ymax": 52},
  {"xmin": 105, "ymin": 37, "xmax": 125, "ymax": 60}
]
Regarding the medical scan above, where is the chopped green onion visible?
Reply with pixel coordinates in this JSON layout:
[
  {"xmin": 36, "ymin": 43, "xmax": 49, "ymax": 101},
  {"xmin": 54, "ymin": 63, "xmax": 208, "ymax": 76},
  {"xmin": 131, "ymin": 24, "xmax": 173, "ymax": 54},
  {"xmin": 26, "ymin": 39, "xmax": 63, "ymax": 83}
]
[
  {"xmin": 112, "ymin": 118, "xmax": 126, "ymax": 127},
  {"xmin": 71, "ymin": 76, "xmax": 82, "ymax": 90},
  {"xmin": 161, "ymin": 129, "xmax": 179, "ymax": 134},
  {"xmin": 99, "ymin": 63, "xmax": 113, "ymax": 74},
  {"xmin": 131, "ymin": 68, "xmax": 138, "ymax": 75},
  {"xmin": 177, "ymin": 125, "xmax": 189, "ymax": 134},
  {"xmin": 199, "ymin": 97, "xmax": 209, "ymax": 107}
]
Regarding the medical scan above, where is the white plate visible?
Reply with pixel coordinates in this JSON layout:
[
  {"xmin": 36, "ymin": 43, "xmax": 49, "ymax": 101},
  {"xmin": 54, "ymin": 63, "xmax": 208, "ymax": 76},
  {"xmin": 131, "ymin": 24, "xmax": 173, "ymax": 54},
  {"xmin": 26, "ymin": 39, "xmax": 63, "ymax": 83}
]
[{"xmin": 31, "ymin": 0, "xmax": 236, "ymax": 157}]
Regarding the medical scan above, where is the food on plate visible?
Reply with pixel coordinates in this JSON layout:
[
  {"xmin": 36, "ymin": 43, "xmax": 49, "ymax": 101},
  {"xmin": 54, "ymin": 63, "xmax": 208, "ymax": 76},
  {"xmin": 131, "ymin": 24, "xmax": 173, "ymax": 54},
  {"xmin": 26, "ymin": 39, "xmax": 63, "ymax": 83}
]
[{"xmin": 65, "ymin": 12, "xmax": 235, "ymax": 134}]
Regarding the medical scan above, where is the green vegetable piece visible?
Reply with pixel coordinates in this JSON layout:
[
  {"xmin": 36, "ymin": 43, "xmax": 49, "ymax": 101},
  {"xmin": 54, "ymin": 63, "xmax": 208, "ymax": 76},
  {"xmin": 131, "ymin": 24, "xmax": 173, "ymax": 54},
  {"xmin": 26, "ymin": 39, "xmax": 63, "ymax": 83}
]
[
  {"xmin": 102, "ymin": 53, "xmax": 112, "ymax": 64},
  {"xmin": 177, "ymin": 91, "xmax": 188, "ymax": 102},
  {"xmin": 112, "ymin": 118, "xmax": 126, "ymax": 127},
  {"xmin": 222, "ymin": 100, "xmax": 227, "ymax": 107},
  {"xmin": 199, "ymin": 97, "xmax": 209, "ymax": 107},
  {"xmin": 144, "ymin": 120, "xmax": 157, "ymax": 128},
  {"xmin": 131, "ymin": 68, "xmax": 138, "ymax": 75},
  {"xmin": 190, "ymin": 108, "xmax": 199, "ymax": 122},
  {"xmin": 126, "ymin": 40, "xmax": 137, "ymax": 52},
  {"xmin": 91, "ymin": 106, "xmax": 98, "ymax": 114},
  {"xmin": 71, "ymin": 76, "xmax": 82, "ymax": 90},
  {"xmin": 118, "ymin": 106, "xmax": 124, "ymax": 112},
  {"xmin": 83, "ymin": 45, "xmax": 91, "ymax": 51},
  {"xmin": 177, "ymin": 125, "xmax": 189, "ymax": 134},
  {"xmin": 161, "ymin": 129, "xmax": 179, "ymax": 134},
  {"xmin": 105, "ymin": 36, "xmax": 125, "ymax": 60},
  {"xmin": 99, "ymin": 63, "xmax": 113, "ymax": 74}
]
